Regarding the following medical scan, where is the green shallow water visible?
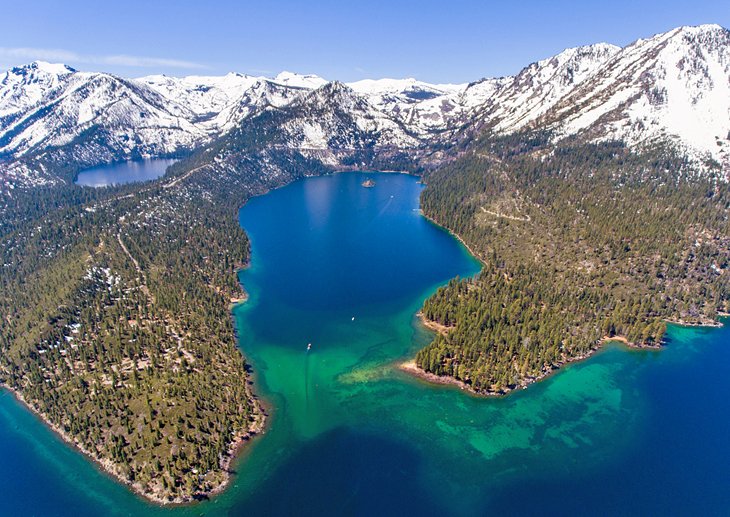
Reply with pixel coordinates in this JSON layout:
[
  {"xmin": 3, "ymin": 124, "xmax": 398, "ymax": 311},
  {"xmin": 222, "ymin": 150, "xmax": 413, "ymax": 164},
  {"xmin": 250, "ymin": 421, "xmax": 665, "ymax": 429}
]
[{"xmin": 1, "ymin": 171, "xmax": 728, "ymax": 516}]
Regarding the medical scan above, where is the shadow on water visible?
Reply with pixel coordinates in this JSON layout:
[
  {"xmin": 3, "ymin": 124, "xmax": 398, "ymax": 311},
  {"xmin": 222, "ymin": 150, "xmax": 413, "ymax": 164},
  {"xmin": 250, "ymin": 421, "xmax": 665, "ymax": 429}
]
[{"xmin": 236, "ymin": 427, "xmax": 449, "ymax": 517}]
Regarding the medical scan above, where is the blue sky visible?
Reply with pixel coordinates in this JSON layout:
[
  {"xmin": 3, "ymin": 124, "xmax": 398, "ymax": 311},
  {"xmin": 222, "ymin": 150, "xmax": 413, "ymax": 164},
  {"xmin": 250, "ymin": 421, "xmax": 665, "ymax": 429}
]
[{"xmin": 1, "ymin": 0, "xmax": 728, "ymax": 82}]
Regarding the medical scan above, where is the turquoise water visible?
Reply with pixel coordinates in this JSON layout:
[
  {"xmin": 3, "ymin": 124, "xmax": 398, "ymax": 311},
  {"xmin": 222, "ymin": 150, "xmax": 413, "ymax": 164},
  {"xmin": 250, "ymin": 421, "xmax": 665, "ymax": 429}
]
[
  {"xmin": 74, "ymin": 158, "xmax": 177, "ymax": 187},
  {"xmin": 1, "ymin": 171, "xmax": 728, "ymax": 515}
]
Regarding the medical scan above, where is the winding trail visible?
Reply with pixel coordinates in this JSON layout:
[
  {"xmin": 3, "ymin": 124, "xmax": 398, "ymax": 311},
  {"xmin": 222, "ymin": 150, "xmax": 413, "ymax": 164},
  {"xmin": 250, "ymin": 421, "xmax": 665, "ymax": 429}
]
[
  {"xmin": 479, "ymin": 206, "xmax": 531, "ymax": 222},
  {"xmin": 116, "ymin": 231, "xmax": 155, "ymax": 304},
  {"xmin": 116, "ymin": 231, "xmax": 141, "ymax": 273},
  {"xmin": 162, "ymin": 163, "xmax": 211, "ymax": 189}
]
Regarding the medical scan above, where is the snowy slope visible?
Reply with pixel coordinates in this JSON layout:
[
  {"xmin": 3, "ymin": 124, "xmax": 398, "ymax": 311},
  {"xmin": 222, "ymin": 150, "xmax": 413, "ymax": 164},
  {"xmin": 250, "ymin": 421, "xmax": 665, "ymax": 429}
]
[
  {"xmin": 138, "ymin": 72, "xmax": 329, "ymax": 133},
  {"xmin": 0, "ymin": 61, "xmax": 76, "ymax": 123},
  {"xmin": 482, "ymin": 43, "xmax": 621, "ymax": 131},
  {"xmin": 290, "ymin": 82, "xmax": 420, "ymax": 150},
  {"xmin": 348, "ymin": 78, "xmax": 465, "ymax": 134},
  {"xmin": 137, "ymin": 72, "xmax": 260, "ymax": 120},
  {"xmin": 541, "ymin": 24, "xmax": 730, "ymax": 170},
  {"xmin": 1, "ymin": 23, "xmax": 729, "ymax": 188},
  {"xmin": 210, "ymin": 79, "xmax": 312, "ymax": 133}
]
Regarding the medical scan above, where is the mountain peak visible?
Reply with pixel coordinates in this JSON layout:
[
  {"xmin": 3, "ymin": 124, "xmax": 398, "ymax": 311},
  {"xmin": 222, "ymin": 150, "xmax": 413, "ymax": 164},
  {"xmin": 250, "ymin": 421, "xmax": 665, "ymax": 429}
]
[
  {"xmin": 675, "ymin": 23, "xmax": 726, "ymax": 34},
  {"xmin": 631, "ymin": 23, "xmax": 728, "ymax": 48},
  {"xmin": 273, "ymin": 71, "xmax": 328, "ymax": 89},
  {"xmin": 26, "ymin": 61, "xmax": 76, "ymax": 75},
  {"xmin": 535, "ymin": 42, "xmax": 621, "ymax": 70}
]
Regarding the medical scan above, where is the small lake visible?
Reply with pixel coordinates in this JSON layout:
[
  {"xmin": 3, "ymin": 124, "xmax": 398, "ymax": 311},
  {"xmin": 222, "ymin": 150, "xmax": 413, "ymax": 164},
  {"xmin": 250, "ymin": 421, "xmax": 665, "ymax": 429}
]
[
  {"xmin": 1, "ymin": 171, "xmax": 728, "ymax": 515},
  {"xmin": 74, "ymin": 158, "xmax": 177, "ymax": 187}
]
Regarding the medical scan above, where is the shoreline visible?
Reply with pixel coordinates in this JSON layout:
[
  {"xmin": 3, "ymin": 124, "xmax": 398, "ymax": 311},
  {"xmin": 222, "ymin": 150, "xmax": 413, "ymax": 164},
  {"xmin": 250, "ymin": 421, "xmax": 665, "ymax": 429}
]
[
  {"xmin": 400, "ymin": 312, "xmax": 725, "ymax": 398},
  {"xmin": 417, "ymin": 311, "xmax": 454, "ymax": 335},
  {"xmin": 1, "ymin": 275, "xmax": 267, "ymax": 506},
  {"xmin": 399, "ymin": 336, "xmax": 654, "ymax": 398},
  {"xmin": 420, "ymin": 212, "xmax": 486, "ymax": 266},
  {"xmin": 1, "ymin": 382, "xmax": 266, "ymax": 506},
  {"xmin": 664, "ymin": 317, "xmax": 725, "ymax": 328},
  {"xmin": 2, "ymin": 385, "xmax": 173, "ymax": 505},
  {"xmin": 206, "ymin": 395, "xmax": 268, "ymax": 502},
  {"xmin": 229, "ymin": 292, "xmax": 249, "ymax": 309}
]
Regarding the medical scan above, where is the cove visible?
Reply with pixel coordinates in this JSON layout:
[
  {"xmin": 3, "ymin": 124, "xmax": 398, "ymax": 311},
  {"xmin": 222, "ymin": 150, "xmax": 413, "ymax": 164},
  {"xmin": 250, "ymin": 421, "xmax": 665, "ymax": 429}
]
[
  {"xmin": 0, "ymin": 171, "xmax": 728, "ymax": 515},
  {"xmin": 74, "ymin": 158, "xmax": 177, "ymax": 187}
]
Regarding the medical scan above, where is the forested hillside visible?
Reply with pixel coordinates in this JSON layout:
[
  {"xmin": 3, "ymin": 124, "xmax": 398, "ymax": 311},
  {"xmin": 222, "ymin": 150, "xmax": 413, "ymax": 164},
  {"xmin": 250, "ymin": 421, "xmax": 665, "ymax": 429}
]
[
  {"xmin": 0, "ymin": 174, "xmax": 262, "ymax": 502},
  {"xmin": 416, "ymin": 134, "xmax": 730, "ymax": 394}
]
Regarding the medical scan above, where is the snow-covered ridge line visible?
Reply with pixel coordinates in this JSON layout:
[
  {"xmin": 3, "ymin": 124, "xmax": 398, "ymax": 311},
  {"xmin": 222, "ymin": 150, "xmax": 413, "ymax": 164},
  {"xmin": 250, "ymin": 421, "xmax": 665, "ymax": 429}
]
[{"xmin": 1, "ymin": 23, "xmax": 728, "ymax": 189}]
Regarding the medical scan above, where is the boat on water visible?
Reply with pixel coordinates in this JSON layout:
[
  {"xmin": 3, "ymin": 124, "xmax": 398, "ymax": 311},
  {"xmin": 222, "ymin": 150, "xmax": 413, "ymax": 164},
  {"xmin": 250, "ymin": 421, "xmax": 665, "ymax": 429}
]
[{"xmin": 307, "ymin": 343, "xmax": 312, "ymax": 351}]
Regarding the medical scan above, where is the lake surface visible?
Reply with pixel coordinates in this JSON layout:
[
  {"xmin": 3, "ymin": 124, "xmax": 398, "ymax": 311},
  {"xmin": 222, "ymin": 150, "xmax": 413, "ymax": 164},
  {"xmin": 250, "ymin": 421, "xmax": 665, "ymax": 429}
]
[
  {"xmin": 1, "ymin": 171, "xmax": 728, "ymax": 515},
  {"xmin": 74, "ymin": 158, "xmax": 176, "ymax": 187}
]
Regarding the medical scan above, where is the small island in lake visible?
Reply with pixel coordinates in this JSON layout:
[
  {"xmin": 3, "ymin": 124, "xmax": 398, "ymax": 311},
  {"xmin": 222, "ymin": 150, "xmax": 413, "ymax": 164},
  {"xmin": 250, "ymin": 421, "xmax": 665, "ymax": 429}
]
[{"xmin": 362, "ymin": 179, "xmax": 376, "ymax": 188}]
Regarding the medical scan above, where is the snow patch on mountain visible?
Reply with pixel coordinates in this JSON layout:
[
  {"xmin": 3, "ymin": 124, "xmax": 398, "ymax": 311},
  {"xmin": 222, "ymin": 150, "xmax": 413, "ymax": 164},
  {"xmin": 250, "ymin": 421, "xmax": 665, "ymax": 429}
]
[
  {"xmin": 2, "ymin": 24, "xmax": 729, "ymax": 188},
  {"xmin": 137, "ymin": 72, "xmax": 260, "ymax": 120},
  {"xmin": 273, "ymin": 71, "xmax": 328, "ymax": 89},
  {"xmin": 545, "ymin": 24, "xmax": 730, "ymax": 172}
]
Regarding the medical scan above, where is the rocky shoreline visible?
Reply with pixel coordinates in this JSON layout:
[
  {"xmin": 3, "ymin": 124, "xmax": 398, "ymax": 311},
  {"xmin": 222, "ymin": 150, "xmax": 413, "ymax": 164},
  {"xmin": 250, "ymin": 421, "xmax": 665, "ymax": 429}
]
[
  {"xmin": 665, "ymin": 317, "xmax": 725, "ymax": 328},
  {"xmin": 417, "ymin": 311, "xmax": 454, "ymax": 335},
  {"xmin": 3, "ymin": 375, "xmax": 267, "ymax": 506},
  {"xmin": 399, "ymin": 336, "xmax": 656, "ymax": 398},
  {"xmin": 400, "ymin": 313, "xmax": 719, "ymax": 398}
]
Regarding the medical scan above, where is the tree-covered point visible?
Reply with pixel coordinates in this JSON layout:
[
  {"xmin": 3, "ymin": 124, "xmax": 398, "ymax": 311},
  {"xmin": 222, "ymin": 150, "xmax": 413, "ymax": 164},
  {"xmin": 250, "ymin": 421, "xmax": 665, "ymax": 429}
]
[
  {"xmin": 0, "ymin": 176, "xmax": 261, "ymax": 502},
  {"xmin": 0, "ymin": 150, "xmax": 306, "ymax": 502},
  {"xmin": 416, "ymin": 135, "xmax": 729, "ymax": 394}
]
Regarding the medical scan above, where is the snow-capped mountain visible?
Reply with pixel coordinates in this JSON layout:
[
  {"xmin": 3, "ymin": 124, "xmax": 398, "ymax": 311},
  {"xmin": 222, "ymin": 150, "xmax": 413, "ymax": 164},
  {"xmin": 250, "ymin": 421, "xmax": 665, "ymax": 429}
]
[
  {"xmin": 0, "ymin": 61, "xmax": 76, "ymax": 126},
  {"xmin": 539, "ymin": 24, "xmax": 730, "ymax": 170},
  {"xmin": 451, "ymin": 24, "xmax": 729, "ymax": 174},
  {"xmin": 348, "ymin": 78, "xmax": 463, "ymax": 134},
  {"xmin": 1, "ymin": 23, "xmax": 729, "ymax": 189},
  {"xmin": 210, "ymin": 81, "xmax": 422, "ymax": 171},
  {"xmin": 347, "ymin": 77, "xmax": 521, "ymax": 135},
  {"xmin": 136, "ymin": 71, "xmax": 328, "ymax": 130},
  {"xmin": 272, "ymin": 81, "xmax": 421, "ymax": 158},
  {"xmin": 478, "ymin": 43, "xmax": 622, "ymax": 132},
  {"xmin": 138, "ymin": 72, "xmax": 261, "ymax": 121},
  {"xmin": 206, "ymin": 79, "xmax": 301, "ymax": 133},
  {"xmin": 0, "ymin": 63, "xmax": 205, "ymax": 159}
]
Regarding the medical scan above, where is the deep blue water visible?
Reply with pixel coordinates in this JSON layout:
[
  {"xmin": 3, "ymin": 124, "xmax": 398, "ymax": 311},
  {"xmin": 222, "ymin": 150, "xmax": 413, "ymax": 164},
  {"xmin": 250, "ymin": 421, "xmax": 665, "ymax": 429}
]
[
  {"xmin": 74, "ymin": 159, "xmax": 176, "ymax": 187},
  {"xmin": 0, "ymin": 171, "xmax": 728, "ymax": 516}
]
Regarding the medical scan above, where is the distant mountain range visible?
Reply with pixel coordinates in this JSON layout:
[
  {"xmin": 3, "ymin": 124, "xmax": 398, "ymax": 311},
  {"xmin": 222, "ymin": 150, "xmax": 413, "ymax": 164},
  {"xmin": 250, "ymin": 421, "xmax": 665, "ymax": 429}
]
[{"xmin": 1, "ymin": 23, "xmax": 728, "ymax": 188}]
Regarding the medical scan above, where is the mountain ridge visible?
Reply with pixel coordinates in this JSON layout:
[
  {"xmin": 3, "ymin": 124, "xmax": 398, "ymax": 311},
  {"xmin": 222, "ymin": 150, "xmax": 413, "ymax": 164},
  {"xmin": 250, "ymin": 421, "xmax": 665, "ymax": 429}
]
[{"xmin": 1, "ymin": 23, "xmax": 728, "ymax": 189}]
